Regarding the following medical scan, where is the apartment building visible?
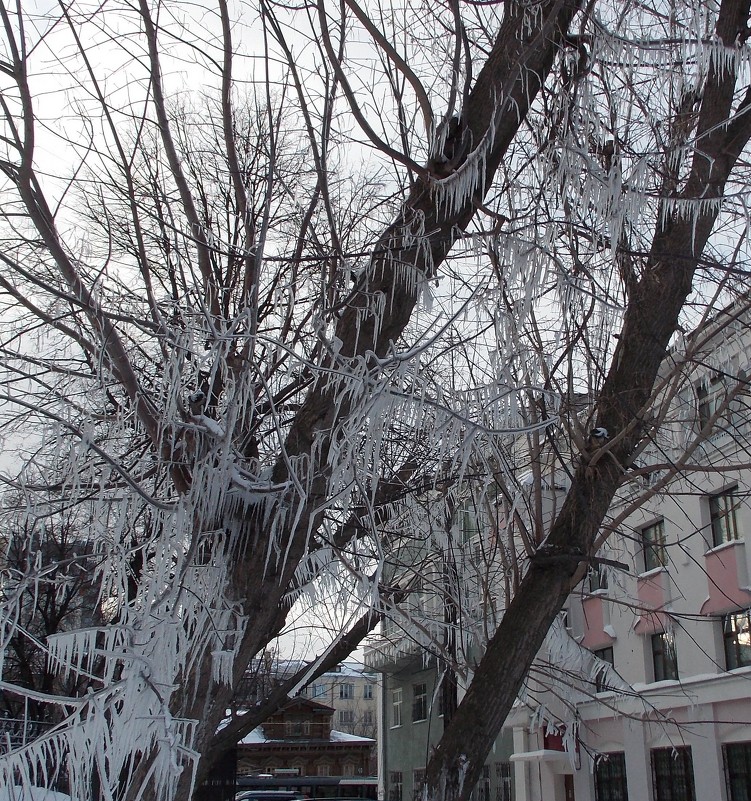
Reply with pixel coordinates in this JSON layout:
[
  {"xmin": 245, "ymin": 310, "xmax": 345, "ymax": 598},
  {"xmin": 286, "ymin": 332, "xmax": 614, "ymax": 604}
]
[{"xmin": 366, "ymin": 299, "xmax": 751, "ymax": 801}]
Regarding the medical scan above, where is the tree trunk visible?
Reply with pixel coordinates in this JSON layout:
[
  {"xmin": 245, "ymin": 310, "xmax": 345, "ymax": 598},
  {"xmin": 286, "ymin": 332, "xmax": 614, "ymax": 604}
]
[{"xmin": 425, "ymin": 1, "xmax": 751, "ymax": 798}]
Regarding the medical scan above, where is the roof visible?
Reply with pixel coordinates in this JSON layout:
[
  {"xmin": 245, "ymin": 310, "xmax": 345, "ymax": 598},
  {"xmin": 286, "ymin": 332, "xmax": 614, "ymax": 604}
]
[{"xmin": 240, "ymin": 727, "xmax": 375, "ymax": 746}]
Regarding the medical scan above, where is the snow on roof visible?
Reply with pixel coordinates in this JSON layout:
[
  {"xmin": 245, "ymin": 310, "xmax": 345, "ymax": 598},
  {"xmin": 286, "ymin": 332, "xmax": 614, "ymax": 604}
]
[
  {"xmin": 330, "ymin": 729, "xmax": 375, "ymax": 743},
  {"xmin": 240, "ymin": 727, "xmax": 374, "ymax": 745}
]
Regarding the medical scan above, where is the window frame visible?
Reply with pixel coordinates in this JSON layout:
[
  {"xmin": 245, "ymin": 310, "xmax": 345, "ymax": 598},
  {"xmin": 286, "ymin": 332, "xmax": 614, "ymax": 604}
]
[
  {"xmin": 651, "ymin": 746, "xmax": 695, "ymax": 801},
  {"xmin": 593, "ymin": 646, "xmax": 615, "ymax": 693},
  {"xmin": 338, "ymin": 709, "xmax": 355, "ymax": 727},
  {"xmin": 495, "ymin": 762, "xmax": 512, "ymax": 801},
  {"xmin": 723, "ymin": 741, "xmax": 751, "ymax": 801},
  {"xmin": 651, "ymin": 631, "xmax": 679, "ymax": 682},
  {"xmin": 388, "ymin": 772, "xmax": 403, "ymax": 801},
  {"xmin": 710, "ymin": 487, "xmax": 742, "ymax": 548},
  {"xmin": 338, "ymin": 682, "xmax": 354, "ymax": 700},
  {"xmin": 391, "ymin": 688, "xmax": 402, "ymax": 728},
  {"xmin": 642, "ymin": 519, "xmax": 667, "ymax": 572},
  {"xmin": 363, "ymin": 683, "xmax": 374, "ymax": 700},
  {"xmin": 412, "ymin": 769, "xmax": 426, "ymax": 801},
  {"xmin": 412, "ymin": 682, "xmax": 428, "ymax": 722},
  {"xmin": 594, "ymin": 751, "xmax": 628, "ymax": 801},
  {"xmin": 723, "ymin": 610, "xmax": 751, "ymax": 670},
  {"xmin": 589, "ymin": 563, "xmax": 609, "ymax": 593}
]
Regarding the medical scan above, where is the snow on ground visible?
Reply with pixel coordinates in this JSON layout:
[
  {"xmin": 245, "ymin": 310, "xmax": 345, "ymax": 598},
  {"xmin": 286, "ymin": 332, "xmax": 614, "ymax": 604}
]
[{"xmin": 0, "ymin": 789, "xmax": 71, "ymax": 801}]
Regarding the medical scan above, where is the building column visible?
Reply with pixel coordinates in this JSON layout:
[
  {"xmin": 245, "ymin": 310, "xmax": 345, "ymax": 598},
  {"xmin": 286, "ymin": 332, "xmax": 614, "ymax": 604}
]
[
  {"xmin": 512, "ymin": 727, "xmax": 532, "ymax": 801},
  {"xmin": 377, "ymin": 674, "xmax": 387, "ymax": 801},
  {"xmin": 623, "ymin": 718, "xmax": 652, "ymax": 801},
  {"xmin": 573, "ymin": 749, "xmax": 595, "ymax": 801},
  {"xmin": 688, "ymin": 703, "xmax": 724, "ymax": 801}
]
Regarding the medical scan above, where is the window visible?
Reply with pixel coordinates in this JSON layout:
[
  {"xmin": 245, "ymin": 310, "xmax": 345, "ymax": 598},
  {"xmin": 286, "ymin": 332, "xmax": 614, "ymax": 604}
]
[
  {"xmin": 339, "ymin": 683, "xmax": 354, "ymax": 699},
  {"xmin": 317, "ymin": 764, "xmax": 331, "ymax": 777},
  {"xmin": 652, "ymin": 631, "xmax": 679, "ymax": 681},
  {"xmin": 495, "ymin": 762, "xmax": 512, "ymax": 801},
  {"xmin": 338, "ymin": 710, "xmax": 354, "ymax": 726},
  {"xmin": 363, "ymin": 684, "xmax": 374, "ymax": 700},
  {"xmin": 595, "ymin": 752, "xmax": 628, "ymax": 801},
  {"xmin": 284, "ymin": 720, "xmax": 309, "ymax": 737},
  {"xmin": 477, "ymin": 765, "xmax": 490, "ymax": 801},
  {"xmin": 412, "ymin": 682, "xmax": 428, "ymax": 722},
  {"xmin": 363, "ymin": 710, "xmax": 374, "ymax": 726},
  {"xmin": 724, "ymin": 610, "xmax": 751, "ymax": 669},
  {"xmin": 413, "ymin": 769, "xmax": 426, "ymax": 801},
  {"xmin": 593, "ymin": 646, "xmax": 615, "ymax": 693},
  {"xmin": 642, "ymin": 520, "xmax": 667, "ymax": 571},
  {"xmin": 310, "ymin": 683, "xmax": 326, "ymax": 698},
  {"xmin": 343, "ymin": 763, "xmax": 356, "ymax": 777},
  {"xmin": 651, "ymin": 747, "xmax": 695, "ymax": 801},
  {"xmin": 724, "ymin": 742, "xmax": 751, "ymax": 801},
  {"xmin": 392, "ymin": 688, "xmax": 402, "ymax": 727},
  {"xmin": 389, "ymin": 772, "xmax": 403, "ymax": 801},
  {"xmin": 589, "ymin": 563, "xmax": 609, "ymax": 592},
  {"xmin": 457, "ymin": 504, "xmax": 480, "ymax": 544},
  {"xmin": 697, "ymin": 379, "xmax": 719, "ymax": 429},
  {"xmin": 710, "ymin": 487, "xmax": 742, "ymax": 547}
]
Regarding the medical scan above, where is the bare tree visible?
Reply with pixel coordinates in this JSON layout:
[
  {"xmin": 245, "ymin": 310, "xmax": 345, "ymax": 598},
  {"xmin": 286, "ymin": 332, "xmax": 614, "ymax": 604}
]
[{"xmin": 0, "ymin": 0, "xmax": 751, "ymax": 800}]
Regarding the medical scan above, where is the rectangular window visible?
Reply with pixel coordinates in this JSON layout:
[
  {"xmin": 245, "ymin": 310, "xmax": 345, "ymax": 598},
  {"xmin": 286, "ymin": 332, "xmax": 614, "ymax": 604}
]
[
  {"xmin": 710, "ymin": 487, "xmax": 741, "ymax": 547},
  {"xmin": 651, "ymin": 747, "xmax": 695, "ymax": 801},
  {"xmin": 595, "ymin": 752, "xmax": 628, "ymax": 801},
  {"xmin": 589, "ymin": 563, "xmax": 609, "ymax": 592},
  {"xmin": 724, "ymin": 610, "xmax": 751, "ymax": 670},
  {"xmin": 412, "ymin": 682, "xmax": 428, "ymax": 722},
  {"xmin": 310, "ymin": 683, "xmax": 326, "ymax": 698},
  {"xmin": 413, "ymin": 769, "xmax": 426, "ymax": 801},
  {"xmin": 363, "ymin": 684, "xmax": 374, "ymax": 700},
  {"xmin": 494, "ymin": 763, "xmax": 512, "ymax": 801},
  {"xmin": 652, "ymin": 632, "xmax": 679, "ymax": 682},
  {"xmin": 697, "ymin": 380, "xmax": 717, "ymax": 429},
  {"xmin": 642, "ymin": 520, "xmax": 667, "ymax": 572},
  {"xmin": 593, "ymin": 646, "xmax": 615, "ymax": 693},
  {"xmin": 477, "ymin": 765, "xmax": 490, "ymax": 801},
  {"xmin": 724, "ymin": 742, "xmax": 751, "ymax": 801},
  {"xmin": 458, "ymin": 504, "xmax": 480, "ymax": 544},
  {"xmin": 389, "ymin": 772, "xmax": 403, "ymax": 801},
  {"xmin": 363, "ymin": 710, "xmax": 374, "ymax": 726},
  {"xmin": 392, "ymin": 688, "xmax": 402, "ymax": 727},
  {"xmin": 317, "ymin": 764, "xmax": 331, "ymax": 777},
  {"xmin": 339, "ymin": 683, "xmax": 354, "ymax": 699},
  {"xmin": 338, "ymin": 710, "xmax": 354, "ymax": 726}
]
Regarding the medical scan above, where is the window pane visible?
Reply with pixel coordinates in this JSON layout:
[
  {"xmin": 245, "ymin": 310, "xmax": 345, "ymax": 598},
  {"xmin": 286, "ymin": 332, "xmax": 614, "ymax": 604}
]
[
  {"xmin": 651, "ymin": 747, "xmax": 695, "ymax": 801},
  {"xmin": 594, "ymin": 647, "xmax": 615, "ymax": 693},
  {"xmin": 652, "ymin": 632, "xmax": 678, "ymax": 681},
  {"xmin": 724, "ymin": 742, "xmax": 751, "ymax": 801},
  {"xmin": 595, "ymin": 752, "xmax": 628, "ymax": 801},
  {"xmin": 724, "ymin": 611, "xmax": 751, "ymax": 670},
  {"xmin": 710, "ymin": 488, "xmax": 741, "ymax": 547},
  {"xmin": 412, "ymin": 683, "xmax": 427, "ymax": 721},
  {"xmin": 643, "ymin": 520, "xmax": 667, "ymax": 571}
]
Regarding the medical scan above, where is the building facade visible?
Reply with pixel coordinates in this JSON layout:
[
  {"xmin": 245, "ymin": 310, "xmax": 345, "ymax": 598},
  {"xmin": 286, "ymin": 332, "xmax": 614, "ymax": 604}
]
[
  {"xmin": 367, "ymin": 301, "xmax": 751, "ymax": 801},
  {"xmin": 237, "ymin": 696, "xmax": 375, "ymax": 779}
]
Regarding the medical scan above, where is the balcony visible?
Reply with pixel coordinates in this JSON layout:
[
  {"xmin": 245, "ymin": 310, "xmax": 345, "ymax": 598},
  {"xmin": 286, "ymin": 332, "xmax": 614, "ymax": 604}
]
[
  {"xmin": 634, "ymin": 568, "xmax": 672, "ymax": 634},
  {"xmin": 700, "ymin": 539, "xmax": 751, "ymax": 615},
  {"xmin": 579, "ymin": 592, "xmax": 614, "ymax": 649},
  {"xmin": 363, "ymin": 635, "xmax": 424, "ymax": 673}
]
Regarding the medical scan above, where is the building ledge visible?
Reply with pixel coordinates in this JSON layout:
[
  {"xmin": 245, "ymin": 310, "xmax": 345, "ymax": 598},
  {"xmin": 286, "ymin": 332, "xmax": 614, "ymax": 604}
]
[{"xmin": 510, "ymin": 750, "xmax": 569, "ymax": 763}]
